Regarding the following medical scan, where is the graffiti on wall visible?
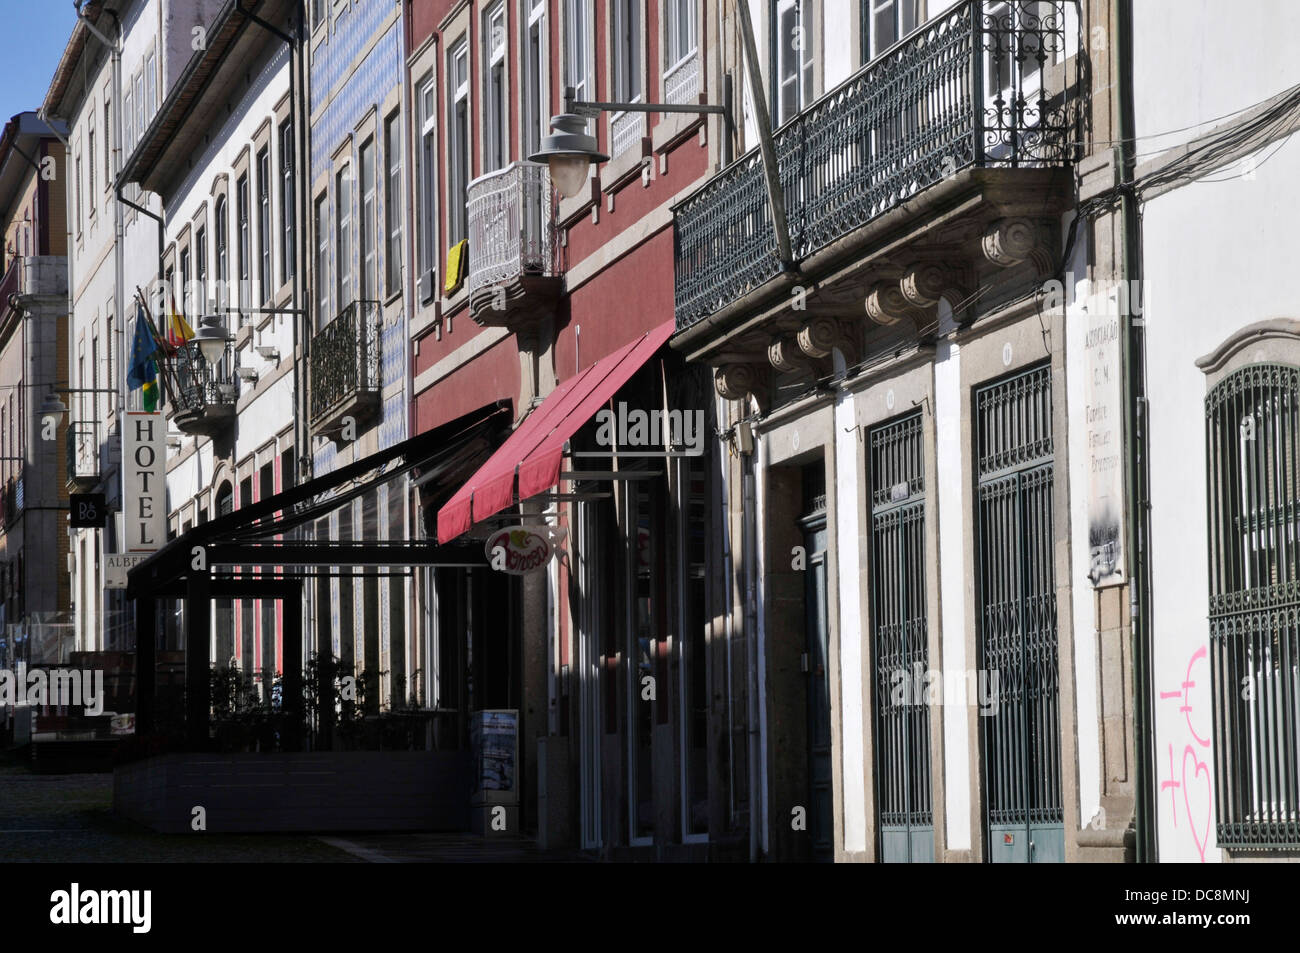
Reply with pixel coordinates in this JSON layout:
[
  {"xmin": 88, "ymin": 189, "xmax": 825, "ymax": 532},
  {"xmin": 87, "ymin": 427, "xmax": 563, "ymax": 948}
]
[{"xmin": 1158, "ymin": 645, "xmax": 1213, "ymax": 862}]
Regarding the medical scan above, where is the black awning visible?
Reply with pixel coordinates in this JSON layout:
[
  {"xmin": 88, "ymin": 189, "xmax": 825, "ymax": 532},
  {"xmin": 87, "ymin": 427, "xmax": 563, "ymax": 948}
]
[{"xmin": 126, "ymin": 401, "xmax": 511, "ymax": 598}]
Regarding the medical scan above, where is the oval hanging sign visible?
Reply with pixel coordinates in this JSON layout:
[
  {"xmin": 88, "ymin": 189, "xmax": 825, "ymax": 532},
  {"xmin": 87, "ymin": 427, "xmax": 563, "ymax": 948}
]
[{"xmin": 486, "ymin": 526, "xmax": 554, "ymax": 575}]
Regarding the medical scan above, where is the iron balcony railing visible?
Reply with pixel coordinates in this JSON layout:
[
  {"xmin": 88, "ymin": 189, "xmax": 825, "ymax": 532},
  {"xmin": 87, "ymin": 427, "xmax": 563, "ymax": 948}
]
[
  {"xmin": 310, "ymin": 299, "xmax": 381, "ymax": 425},
  {"xmin": 673, "ymin": 0, "xmax": 1076, "ymax": 329},
  {"xmin": 169, "ymin": 340, "xmax": 239, "ymax": 431},
  {"xmin": 66, "ymin": 421, "xmax": 100, "ymax": 484},
  {"xmin": 466, "ymin": 161, "xmax": 558, "ymax": 297}
]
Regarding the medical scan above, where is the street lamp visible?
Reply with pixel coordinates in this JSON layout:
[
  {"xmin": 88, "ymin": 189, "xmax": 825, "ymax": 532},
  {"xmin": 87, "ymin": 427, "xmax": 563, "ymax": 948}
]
[
  {"xmin": 528, "ymin": 84, "xmax": 733, "ymax": 199},
  {"xmin": 36, "ymin": 387, "xmax": 117, "ymax": 426},
  {"xmin": 192, "ymin": 313, "xmax": 233, "ymax": 364},
  {"xmin": 527, "ymin": 114, "xmax": 609, "ymax": 199}
]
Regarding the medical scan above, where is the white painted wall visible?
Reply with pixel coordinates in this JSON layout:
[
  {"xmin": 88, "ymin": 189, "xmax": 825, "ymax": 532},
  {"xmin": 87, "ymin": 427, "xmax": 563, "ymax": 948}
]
[
  {"xmin": 1063, "ymin": 248, "xmax": 1101, "ymax": 834},
  {"xmin": 933, "ymin": 333, "xmax": 970, "ymax": 851},
  {"xmin": 835, "ymin": 388, "xmax": 867, "ymax": 851},
  {"xmin": 1134, "ymin": 0, "xmax": 1300, "ymax": 863}
]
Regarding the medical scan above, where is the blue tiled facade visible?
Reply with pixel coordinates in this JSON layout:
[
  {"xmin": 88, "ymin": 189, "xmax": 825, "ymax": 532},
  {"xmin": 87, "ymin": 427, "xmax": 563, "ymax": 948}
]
[{"xmin": 311, "ymin": 1, "xmax": 406, "ymax": 471}]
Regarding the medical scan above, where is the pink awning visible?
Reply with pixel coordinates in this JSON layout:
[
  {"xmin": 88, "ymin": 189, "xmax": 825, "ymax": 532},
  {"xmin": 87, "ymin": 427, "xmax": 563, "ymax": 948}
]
[{"xmin": 436, "ymin": 319, "xmax": 675, "ymax": 543}]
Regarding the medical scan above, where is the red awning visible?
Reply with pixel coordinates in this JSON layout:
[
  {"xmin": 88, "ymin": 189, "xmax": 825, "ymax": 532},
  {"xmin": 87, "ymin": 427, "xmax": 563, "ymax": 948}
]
[{"xmin": 437, "ymin": 319, "xmax": 676, "ymax": 543}]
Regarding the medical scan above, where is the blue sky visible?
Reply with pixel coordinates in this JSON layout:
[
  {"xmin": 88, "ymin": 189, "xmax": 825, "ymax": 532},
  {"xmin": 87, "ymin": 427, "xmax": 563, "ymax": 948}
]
[{"xmin": 0, "ymin": 5, "xmax": 80, "ymax": 123}]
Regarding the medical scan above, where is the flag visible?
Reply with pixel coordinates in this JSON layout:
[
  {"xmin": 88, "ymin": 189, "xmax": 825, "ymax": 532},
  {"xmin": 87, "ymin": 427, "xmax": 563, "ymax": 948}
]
[
  {"xmin": 166, "ymin": 294, "xmax": 195, "ymax": 352},
  {"xmin": 127, "ymin": 305, "xmax": 160, "ymax": 412}
]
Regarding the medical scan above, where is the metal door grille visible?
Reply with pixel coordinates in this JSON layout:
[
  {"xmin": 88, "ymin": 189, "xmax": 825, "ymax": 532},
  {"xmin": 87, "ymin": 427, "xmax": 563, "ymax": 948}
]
[
  {"xmin": 869, "ymin": 413, "xmax": 934, "ymax": 861},
  {"xmin": 1206, "ymin": 364, "xmax": 1300, "ymax": 848},
  {"xmin": 975, "ymin": 363, "xmax": 1063, "ymax": 860}
]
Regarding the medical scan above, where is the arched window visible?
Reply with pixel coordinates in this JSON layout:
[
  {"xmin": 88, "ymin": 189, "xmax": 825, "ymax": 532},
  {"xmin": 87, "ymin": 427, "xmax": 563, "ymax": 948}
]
[{"xmin": 1205, "ymin": 362, "xmax": 1300, "ymax": 847}]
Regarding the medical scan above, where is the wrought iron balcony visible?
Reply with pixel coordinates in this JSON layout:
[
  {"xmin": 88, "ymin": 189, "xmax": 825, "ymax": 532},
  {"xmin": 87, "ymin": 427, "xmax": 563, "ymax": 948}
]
[
  {"xmin": 310, "ymin": 299, "xmax": 382, "ymax": 436},
  {"xmin": 673, "ymin": 0, "xmax": 1077, "ymax": 330},
  {"xmin": 65, "ymin": 421, "xmax": 100, "ymax": 489},
  {"xmin": 466, "ymin": 161, "xmax": 562, "ymax": 327},
  {"xmin": 170, "ymin": 341, "xmax": 239, "ymax": 437}
]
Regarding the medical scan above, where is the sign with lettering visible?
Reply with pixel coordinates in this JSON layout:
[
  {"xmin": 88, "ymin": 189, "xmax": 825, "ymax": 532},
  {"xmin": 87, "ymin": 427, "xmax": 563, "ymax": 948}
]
[
  {"xmin": 69, "ymin": 493, "xmax": 106, "ymax": 528},
  {"xmin": 1082, "ymin": 279, "xmax": 1126, "ymax": 587},
  {"xmin": 123, "ymin": 411, "xmax": 166, "ymax": 552},
  {"xmin": 485, "ymin": 526, "xmax": 556, "ymax": 575},
  {"xmin": 104, "ymin": 552, "xmax": 151, "ymax": 589}
]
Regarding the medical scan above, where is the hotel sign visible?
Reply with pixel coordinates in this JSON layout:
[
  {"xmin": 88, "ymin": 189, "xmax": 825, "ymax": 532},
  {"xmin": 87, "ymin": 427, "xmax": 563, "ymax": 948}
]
[{"xmin": 105, "ymin": 411, "xmax": 167, "ymax": 589}]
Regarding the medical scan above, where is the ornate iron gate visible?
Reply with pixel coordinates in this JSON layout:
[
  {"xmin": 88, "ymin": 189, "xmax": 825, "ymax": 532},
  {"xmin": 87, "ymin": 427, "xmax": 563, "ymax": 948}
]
[
  {"xmin": 975, "ymin": 364, "xmax": 1063, "ymax": 862},
  {"xmin": 869, "ymin": 412, "xmax": 934, "ymax": 862},
  {"xmin": 1205, "ymin": 364, "xmax": 1300, "ymax": 848}
]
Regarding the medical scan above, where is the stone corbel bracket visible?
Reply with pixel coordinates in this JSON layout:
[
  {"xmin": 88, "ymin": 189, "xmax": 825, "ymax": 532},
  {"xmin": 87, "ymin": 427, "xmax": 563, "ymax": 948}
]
[
  {"xmin": 865, "ymin": 281, "xmax": 928, "ymax": 330},
  {"xmin": 981, "ymin": 217, "xmax": 1055, "ymax": 278},
  {"xmin": 768, "ymin": 334, "xmax": 817, "ymax": 377},
  {"xmin": 899, "ymin": 262, "xmax": 975, "ymax": 329},
  {"xmin": 797, "ymin": 315, "xmax": 860, "ymax": 367},
  {"xmin": 714, "ymin": 362, "xmax": 769, "ymax": 414}
]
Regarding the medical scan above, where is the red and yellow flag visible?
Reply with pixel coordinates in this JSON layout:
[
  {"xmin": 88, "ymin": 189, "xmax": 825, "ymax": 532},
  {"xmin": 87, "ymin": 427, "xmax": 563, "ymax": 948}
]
[{"xmin": 166, "ymin": 294, "xmax": 195, "ymax": 353}]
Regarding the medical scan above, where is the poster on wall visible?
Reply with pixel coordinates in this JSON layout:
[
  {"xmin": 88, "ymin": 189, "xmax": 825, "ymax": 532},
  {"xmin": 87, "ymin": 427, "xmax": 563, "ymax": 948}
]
[
  {"xmin": 1082, "ymin": 280, "xmax": 1127, "ymax": 588},
  {"xmin": 470, "ymin": 709, "xmax": 518, "ymax": 794}
]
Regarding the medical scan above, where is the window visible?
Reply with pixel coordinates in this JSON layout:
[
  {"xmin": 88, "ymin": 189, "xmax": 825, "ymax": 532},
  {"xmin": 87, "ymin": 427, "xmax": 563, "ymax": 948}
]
[
  {"xmin": 315, "ymin": 194, "xmax": 330, "ymax": 325},
  {"xmin": 88, "ymin": 119, "xmax": 96, "ymax": 217},
  {"xmin": 258, "ymin": 147, "xmax": 272, "ymax": 305},
  {"xmin": 863, "ymin": 0, "xmax": 918, "ymax": 61},
  {"xmin": 75, "ymin": 152, "xmax": 83, "ymax": 232},
  {"xmin": 665, "ymin": 0, "xmax": 697, "ymax": 69},
  {"xmin": 564, "ymin": 0, "xmax": 593, "ymax": 105},
  {"xmin": 237, "ymin": 173, "xmax": 250, "ymax": 312},
  {"xmin": 280, "ymin": 121, "xmax": 295, "ymax": 286},
  {"xmin": 1205, "ymin": 363, "xmax": 1300, "ymax": 848},
  {"xmin": 104, "ymin": 97, "xmax": 111, "ymax": 182},
  {"xmin": 179, "ymin": 247, "xmax": 191, "ymax": 317},
  {"xmin": 522, "ymin": 0, "xmax": 548, "ymax": 158},
  {"xmin": 447, "ymin": 41, "xmax": 470, "ymax": 248},
  {"xmin": 612, "ymin": 0, "xmax": 642, "ymax": 102},
  {"xmin": 772, "ymin": 0, "xmax": 816, "ymax": 126},
  {"xmin": 359, "ymin": 139, "xmax": 377, "ymax": 301},
  {"xmin": 417, "ymin": 76, "xmax": 436, "ymax": 290},
  {"xmin": 484, "ymin": 3, "xmax": 507, "ymax": 172},
  {"xmin": 384, "ymin": 112, "xmax": 402, "ymax": 297},
  {"xmin": 195, "ymin": 225, "xmax": 207, "ymax": 314},
  {"xmin": 336, "ymin": 166, "xmax": 352, "ymax": 307},
  {"xmin": 135, "ymin": 72, "xmax": 145, "ymax": 146},
  {"xmin": 311, "ymin": 0, "xmax": 325, "ymax": 29},
  {"xmin": 610, "ymin": 0, "xmax": 644, "ymax": 156},
  {"xmin": 123, "ymin": 90, "xmax": 133, "ymax": 155},
  {"xmin": 215, "ymin": 195, "xmax": 229, "ymax": 309},
  {"xmin": 146, "ymin": 50, "xmax": 157, "ymax": 118}
]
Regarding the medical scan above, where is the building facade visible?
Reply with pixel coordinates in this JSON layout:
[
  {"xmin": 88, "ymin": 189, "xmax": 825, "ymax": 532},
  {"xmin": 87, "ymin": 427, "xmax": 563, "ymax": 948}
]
[
  {"xmin": 23, "ymin": 0, "xmax": 1300, "ymax": 863},
  {"xmin": 0, "ymin": 112, "xmax": 72, "ymax": 668}
]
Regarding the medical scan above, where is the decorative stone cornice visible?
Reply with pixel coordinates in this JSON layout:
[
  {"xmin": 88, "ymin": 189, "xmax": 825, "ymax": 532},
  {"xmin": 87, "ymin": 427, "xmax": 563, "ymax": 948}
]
[{"xmin": 767, "ymin": 335, "xmax": 814, "ymax": 376}]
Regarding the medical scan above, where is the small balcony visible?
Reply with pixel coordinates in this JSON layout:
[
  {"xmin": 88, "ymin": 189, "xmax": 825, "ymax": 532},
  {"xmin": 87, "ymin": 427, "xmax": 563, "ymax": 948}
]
[
  {"xmin": 170, "ymin": 341, "xmax": 239, "ymax": 437},
  {"xmin": 466, "ymin": 161, "xmax": 562, "ymax": 328},
  {"xmin": 673, "ymin": 0, "xmax": 1079, "ymax": 344},
  {"xmin": 66, "ymin": 421, "xmax": 100, "ymax": 490},
  {"xmin": 310, "ymin": 300, "xmax": 381, "ymax": 437}
]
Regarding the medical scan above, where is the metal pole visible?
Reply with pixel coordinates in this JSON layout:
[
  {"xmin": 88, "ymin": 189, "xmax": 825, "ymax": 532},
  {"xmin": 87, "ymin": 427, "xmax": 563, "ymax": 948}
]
[{"xmin": 734, "ymin": 0, "xmax": 796, "ymax": 272}]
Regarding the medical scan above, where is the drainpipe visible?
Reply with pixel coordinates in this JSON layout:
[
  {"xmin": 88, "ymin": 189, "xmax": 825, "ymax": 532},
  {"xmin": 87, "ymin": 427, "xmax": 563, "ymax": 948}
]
[{"xmin": 1115, "ymin": 0, "xmax": 1154, "ymax": 862}]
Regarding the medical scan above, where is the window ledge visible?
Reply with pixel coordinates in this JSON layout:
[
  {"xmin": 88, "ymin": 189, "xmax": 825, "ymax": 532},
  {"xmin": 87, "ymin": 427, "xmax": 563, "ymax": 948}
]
[{"xmin": 602, "ymin": 138, "xmax": 651, "ymax": 194}]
